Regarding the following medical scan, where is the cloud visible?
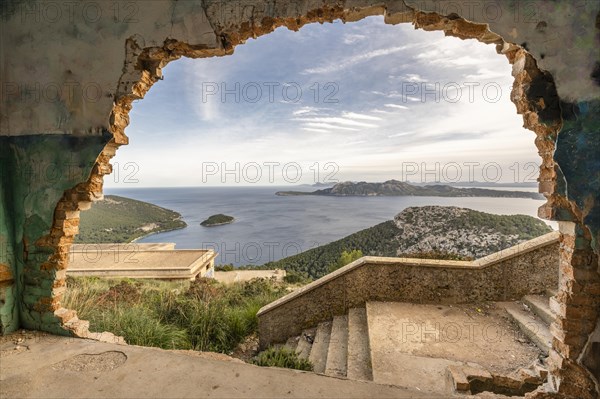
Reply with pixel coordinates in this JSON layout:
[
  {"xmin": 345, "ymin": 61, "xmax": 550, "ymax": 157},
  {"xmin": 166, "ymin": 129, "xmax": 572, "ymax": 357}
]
[
  {"xmin": 293, "ymin": 106, "xmax": 319, "ymax": 115},
  {"xmin": 384, "ymin": 103, "xmax": 409, "ymax": 110},
  {"xmin": 304, "ymin": 122, "xmax": 359, "ymax": 131},
  {"xmin": 343, "ymin": 33, "xmax": 367, "ymax": 44},
  {"xmin": 303, "ymin": 127, "xmax": 329, "ymax": 133},
  {"xmin": 344, "ymin": 140, "xmax": 367, "ymax": 145},
  {"xmin": 106, "ymin": 16, "xmax": 538, "ymax": 188},
  {"xmin": 302, "ymin": 44, "xmax": 414, "ymax": 74},
  {"xmin": 464, "ymin": 68, "xmax": 506, "ymax": 80},
  {"xmin": 342, "ymin": 111, "xmax": 382, "ymax": 121},
  {"xmin": 388, "ymin": 132, "xmax": 414, "ymax": 138},
  {"xmin": 389, "ymin": 73, "xmax": 427, "ymax": 83}
]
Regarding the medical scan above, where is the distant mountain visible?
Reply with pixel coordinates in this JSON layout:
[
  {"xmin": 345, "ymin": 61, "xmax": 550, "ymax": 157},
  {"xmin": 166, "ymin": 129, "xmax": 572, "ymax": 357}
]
[
  {"xmin": 276, "ymin": 180, "xmax": 543, "ymax": 199},
  {"xmin": 264, "ymin": 206, "xmax": 552, "ymax": 278},
  {"xmin": 295, "ymin": 182, "xmax": 336, "ymax": 188},
  {"xmin": 409, "ymin": 181, "xmax": 539, "ymax": 188}
]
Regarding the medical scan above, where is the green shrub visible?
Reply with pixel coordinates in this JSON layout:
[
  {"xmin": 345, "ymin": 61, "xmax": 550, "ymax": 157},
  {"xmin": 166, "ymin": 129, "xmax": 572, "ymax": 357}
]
[
  {"xmin": 92, "ymin": 305, "xmax": 190, "ymax": 349},
  {"xmin": 282, "ymin": 270, "xmax": 311, "ymax": 284},
  {"xmin": 253, "ymin": 347, "xmax": 313, "ymax": 371},
  {"xmin": 65, "ymin": 276, "xmax": 288, "ymax": 354},
  {"xmin": 328, "ymin": 249, "xmax": 363, "ymax": 273}
]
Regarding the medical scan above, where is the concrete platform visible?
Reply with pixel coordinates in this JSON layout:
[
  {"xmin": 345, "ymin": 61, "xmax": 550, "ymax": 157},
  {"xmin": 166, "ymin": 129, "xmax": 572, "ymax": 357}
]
[
  {"xmin": 0, "ymin": 333, "xmax": 434, "ymax": 399},
  {"xmin": 67, "ymin": 249, "xmax": 216, "ymax": 281},
  {"xmin": 366, "ymin": 302, "xmax": 542, "ymax": 395}
]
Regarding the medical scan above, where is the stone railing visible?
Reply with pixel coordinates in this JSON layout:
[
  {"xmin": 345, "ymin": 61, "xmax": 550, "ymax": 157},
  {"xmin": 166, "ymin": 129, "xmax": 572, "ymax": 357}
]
[{"xmin": 257, "ymin": 232, "xmax": 560, "ymax": 347}]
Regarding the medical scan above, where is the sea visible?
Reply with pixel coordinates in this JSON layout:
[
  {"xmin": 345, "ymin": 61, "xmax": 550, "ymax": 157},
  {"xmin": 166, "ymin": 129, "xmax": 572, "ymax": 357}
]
[{"xmin": 105, "ymin": 186, "xmax": 557, "ymax": 267}]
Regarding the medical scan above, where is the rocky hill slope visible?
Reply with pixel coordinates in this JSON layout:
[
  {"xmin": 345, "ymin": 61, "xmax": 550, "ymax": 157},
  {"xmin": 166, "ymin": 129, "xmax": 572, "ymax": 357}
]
[
  {"xmin": 265, "ymin": 206, "xmax": 552, "ymax": 278},
  {"xmin": 76, "ymin": 195, "xmax": 186, "ymax": 243},
  {"xmin": 393, "ymin": 206, "xmax": 551, "ymax": 258}
]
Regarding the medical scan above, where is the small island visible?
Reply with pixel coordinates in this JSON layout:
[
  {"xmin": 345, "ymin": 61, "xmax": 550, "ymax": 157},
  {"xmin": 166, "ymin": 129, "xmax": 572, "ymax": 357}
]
[{"xmin": 201, "ymin": 214, "xmax": 235, "ymax": 227}]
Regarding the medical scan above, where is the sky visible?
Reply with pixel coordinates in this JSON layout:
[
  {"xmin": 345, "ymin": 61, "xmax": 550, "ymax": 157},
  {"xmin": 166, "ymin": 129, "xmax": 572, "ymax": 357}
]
[{"xmin": 106, "ymin": 16, "xmax": 539, "ymax": 188}]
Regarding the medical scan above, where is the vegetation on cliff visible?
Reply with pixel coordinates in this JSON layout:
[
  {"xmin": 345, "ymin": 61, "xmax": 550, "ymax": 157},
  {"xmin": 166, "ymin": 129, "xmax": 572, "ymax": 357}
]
[
  {"xmin": 265, "ymin": 206, "xmax": 552, "ymax": 279},
  {"xmin": 76, "ymin": 195, "xmax": 186, "ymax": 243},
  {"xmin": 201, "ymin": 214, "xmax": 235, "ymax": 227},
  {"xmin": 276, "ymin": 180, "xmax": 543, "ymax": 199},
  {"xmin": 328, "ymin": 249, "xmax": 364, "ymax": 273},
  {"xmin": 264, "ymin": 220, "xmax": 402, "ymax": 279}
]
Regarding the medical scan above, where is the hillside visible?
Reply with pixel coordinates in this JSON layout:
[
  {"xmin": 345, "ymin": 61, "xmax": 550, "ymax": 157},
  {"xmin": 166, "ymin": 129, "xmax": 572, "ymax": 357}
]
[
  {"xmin": 276, "ymin": 180, "xmax": 543, "ymax": 199},
  {"xmin": 264, "ymin": 206, "xmax": 552, "ymax": 279},
  {"xmin": 76, "ymin": 195, "xmax": 187, "ymax": 243}
]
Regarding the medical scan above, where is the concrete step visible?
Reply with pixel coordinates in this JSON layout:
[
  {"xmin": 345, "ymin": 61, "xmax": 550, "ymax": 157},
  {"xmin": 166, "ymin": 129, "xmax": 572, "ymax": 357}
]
[
  {"xmin": 295, "ymin": 328, "xmax": 315, "ymax": 360},
  {"xmin": 325, "ymin": 315, "xmax": 349, "ymax": 378},
  {"xmin": 347, "ymin": 308, "xmax": 373, "ymax": 381},
  {"xmin": 523, "ymin": 295, "xmax": 555, "ymax": 325},
  {"xmin": 308, "ymin": 322, "xmax": 331, "ymax": 374},
  {"xmin": 501, "ymin": 302, "xmax": 553, "ymax": 355}
]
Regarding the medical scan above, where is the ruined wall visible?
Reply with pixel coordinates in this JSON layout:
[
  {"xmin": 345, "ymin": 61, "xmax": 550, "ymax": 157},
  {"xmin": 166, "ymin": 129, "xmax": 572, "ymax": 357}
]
[{"xmin": 0, "ymin": 0, "xmax": 598, "ymax": 397}]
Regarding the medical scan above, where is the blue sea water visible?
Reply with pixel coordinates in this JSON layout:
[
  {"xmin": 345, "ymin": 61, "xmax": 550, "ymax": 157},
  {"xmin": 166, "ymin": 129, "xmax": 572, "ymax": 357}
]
[{"xmin": 105, "ymin": 186, "xmax": 556, "ymax": 266}]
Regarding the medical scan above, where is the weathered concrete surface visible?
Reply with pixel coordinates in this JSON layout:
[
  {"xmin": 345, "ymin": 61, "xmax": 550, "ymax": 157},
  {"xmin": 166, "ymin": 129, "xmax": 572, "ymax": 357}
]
[
  {"xmin": 0, "ymin": 333, "xmax": 434, "ymax": 399},
  {"xmin": 67, "ymin": 249, "xmax": 216, "ymax": 280},
  {"xmin": 366, "ymin": 302, "xmax": 542, "ymax": 395},
  {"xmin": 347, "ymin": 307, "xmax": 373, "ymax": 381}
]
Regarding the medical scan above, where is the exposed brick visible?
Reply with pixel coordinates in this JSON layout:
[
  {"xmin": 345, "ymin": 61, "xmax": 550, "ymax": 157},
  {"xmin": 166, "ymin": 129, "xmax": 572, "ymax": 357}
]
[{"xmin": 550, "ymin": 323, "xmax": 589, "ymax": 347}]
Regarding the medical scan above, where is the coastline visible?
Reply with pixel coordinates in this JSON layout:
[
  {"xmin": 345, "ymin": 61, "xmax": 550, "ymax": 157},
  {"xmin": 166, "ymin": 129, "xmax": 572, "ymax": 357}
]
[{"xmin": 130, "ymin": 221, "xmax": 187, "ymax": 243}]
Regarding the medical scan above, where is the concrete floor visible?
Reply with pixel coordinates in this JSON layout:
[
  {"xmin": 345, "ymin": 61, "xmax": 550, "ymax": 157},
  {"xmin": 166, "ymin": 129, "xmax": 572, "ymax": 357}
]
[
  {"xmin": 366, "ymin": 302, "xmax": 542, "ymax": 395},
  {"xmin": 0, "ymin": 332, "xmax": 433, "ymax": 399}
]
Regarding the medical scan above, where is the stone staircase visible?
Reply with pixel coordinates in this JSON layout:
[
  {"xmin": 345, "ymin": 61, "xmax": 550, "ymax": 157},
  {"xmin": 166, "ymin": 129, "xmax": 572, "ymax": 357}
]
[
  {"xmin": 270, "ymin": 292, "xmax": 557, "ymax": 396},
  {"xmin": 283, "ymin": 309, "xmax": 372, "ymax": 381},
  {"xmin": 498, "ymin": 288, "xmax": 557, "ymax": 357}
]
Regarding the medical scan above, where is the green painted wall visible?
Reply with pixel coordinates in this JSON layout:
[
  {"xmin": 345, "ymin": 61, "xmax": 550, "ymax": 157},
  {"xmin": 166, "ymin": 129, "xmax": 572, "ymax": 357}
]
[
  {"xmin": 0, "ymin": 133, "xmax": 111, "ymax": 333},
  {"xmin": 0, "ymin": 145, "xmax": 18, "ymax": 333}
]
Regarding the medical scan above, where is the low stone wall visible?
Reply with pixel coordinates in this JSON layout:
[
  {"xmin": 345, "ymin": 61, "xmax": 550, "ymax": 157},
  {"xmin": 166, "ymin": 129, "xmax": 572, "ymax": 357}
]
[
  {"xmin": 214, "ymin": 269, "xmax": 286, "ymax": 285},
  {"xmin": 258, "ymin": 232, "xmax": 560, "ymax": 348}
]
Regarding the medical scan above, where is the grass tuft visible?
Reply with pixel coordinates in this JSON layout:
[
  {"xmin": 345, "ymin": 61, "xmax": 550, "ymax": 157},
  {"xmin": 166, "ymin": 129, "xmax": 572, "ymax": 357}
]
[
  {"xmin": 62, "ymin": 276, "xmax": 287, "ymax": 354},
  {"xmin": 253, "ymin": 346, "xmax": 313, "ymax": 371}
]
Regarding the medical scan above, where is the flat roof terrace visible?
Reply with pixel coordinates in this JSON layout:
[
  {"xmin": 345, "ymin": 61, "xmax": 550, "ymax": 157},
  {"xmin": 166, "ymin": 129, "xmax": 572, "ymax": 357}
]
[{"xmin": 67, "ymin": 247, "xmax": 217, "ymax": 281}]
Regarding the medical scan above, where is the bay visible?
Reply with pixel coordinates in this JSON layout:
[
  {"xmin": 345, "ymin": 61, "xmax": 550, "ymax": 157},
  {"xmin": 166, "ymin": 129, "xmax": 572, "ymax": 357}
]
[{"xmin": 106, "ymin": 186, "xmax": 556, "ymax": 266}]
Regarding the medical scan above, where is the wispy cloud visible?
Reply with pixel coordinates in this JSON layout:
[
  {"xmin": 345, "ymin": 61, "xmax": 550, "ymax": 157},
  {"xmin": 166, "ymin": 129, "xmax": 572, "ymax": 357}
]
[
  {"xmin": 302, "ymin": 44, "xmax": 414, "ymax": 75},
  {"xmin": 303, "ymin": 127, "xmax": 329, "ymax": 133},
  {"xmin": 295, "ymin": 116, "xmax": 378, "ymax": 128},
  {"xmin": 293, "ymin": 106, "xmax": 319, "ymax": 116},
  {"xmin": 304, "ymin": 122, "xmax": 359, "ymax": 131},
  {"xmin": 343, "ymin": 33, "xmax": 367, "ymax": 44},
  {"xmin": 342, "ymin": 111, "xmax": 382, "ymax": 121},
  {"xmin": 384, "ymin": 103, "xmax": 409, "ymax": 110},
  {"xmin": 108, "ymin": 17, "xmax": 537, "ymax": 188}
]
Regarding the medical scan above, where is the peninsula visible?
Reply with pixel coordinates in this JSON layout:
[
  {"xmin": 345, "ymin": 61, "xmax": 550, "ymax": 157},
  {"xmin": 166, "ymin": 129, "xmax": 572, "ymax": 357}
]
[{"xmin": 275, "ymin": 180, "xmax": 543, "ymax": 199}]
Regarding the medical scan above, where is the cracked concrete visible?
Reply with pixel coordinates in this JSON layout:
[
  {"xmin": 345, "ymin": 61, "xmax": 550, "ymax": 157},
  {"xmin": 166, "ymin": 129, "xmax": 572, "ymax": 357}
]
[{"xmin": 0, "ymin": 332, "xmax": 433, "ymax": 399}]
